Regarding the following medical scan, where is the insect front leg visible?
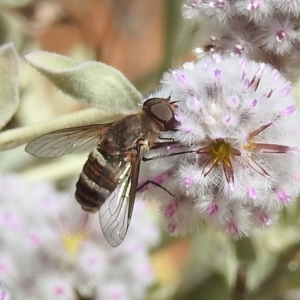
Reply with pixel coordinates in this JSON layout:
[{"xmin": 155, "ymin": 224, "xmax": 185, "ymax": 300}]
[
  {"xmin": 158, "ymin": 136, "xmax": 175, "ymax": 142},
  {"xmin": 142, "ymin": 148, "xmax": 196, "ymax": 162}
]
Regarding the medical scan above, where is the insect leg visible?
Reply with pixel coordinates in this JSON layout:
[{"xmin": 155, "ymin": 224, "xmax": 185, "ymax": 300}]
[
  {"xmin": 142, "ymin": 149, "xmax": 196, "ymax": 161},
  {"xmin": 137, "ymin": 180, "xmax": 174, "ymax": 196},
  {"xmin": 158, "ymin": 136, "xmax": 175, "ymax": 142}
]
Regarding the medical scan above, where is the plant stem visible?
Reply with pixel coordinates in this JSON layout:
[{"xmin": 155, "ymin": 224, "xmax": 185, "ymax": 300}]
[{"xmin": 232, "ymin": 263, "xmax": 248, "ymax": 300}]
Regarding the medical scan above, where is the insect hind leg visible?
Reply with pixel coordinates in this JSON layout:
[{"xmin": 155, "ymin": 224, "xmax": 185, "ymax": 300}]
[{"xmin": 137, "ymin": 180, "xmax": 174, "ymax": 197}]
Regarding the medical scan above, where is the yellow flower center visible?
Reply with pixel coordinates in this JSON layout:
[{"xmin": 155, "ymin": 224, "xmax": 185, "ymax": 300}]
[
  {"xmin": 243, "ymin": 141, "xmax": 256, "ymax": 151},
  {"xmin": 63, "ymin": 233, "xmax": 85, "ymax": 256},
  {"xmin": 211, "ymin": 139, "xmax": 233, "ymax": 167}
]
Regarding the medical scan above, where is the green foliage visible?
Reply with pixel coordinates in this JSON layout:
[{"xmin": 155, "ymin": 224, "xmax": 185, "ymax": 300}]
[
  {"xmin": 25, "ymin": 51, "xmax": 142, "ymax": 115},
  {"xmin": 0, "ymin": 42, "xmax": 20, "ymax": 130},
  {"xmin": 174, "ymin": 273, "xmax": 230, "ymax": 300}
]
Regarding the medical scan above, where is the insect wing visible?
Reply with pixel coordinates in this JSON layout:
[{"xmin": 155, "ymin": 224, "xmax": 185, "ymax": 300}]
[
  {"xmin": 99, "ymin": 145, "xmax": 146, "ymax": 247},
  {"xmin": 99, "ymin": 162, "xmax": 133, "ymax": 247},
  {"xmin": 25, "ymin": 124, "xmax": 112, "ymax": 158}
]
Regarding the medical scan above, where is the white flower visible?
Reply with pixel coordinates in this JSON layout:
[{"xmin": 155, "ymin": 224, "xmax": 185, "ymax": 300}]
[
  {"xmin": 0, "ymin": 175, "xmax": 160, "ymax": 300},
  {"xmin": 36, "ymin": 276, "xmax": 75, "ymax": 300},
  {"xmin": 183, "ymin": 0, "xmax": 300, "ymax": 81},
  {"xmin": 141, "ymin": 55, "xmax": 300, "ymax": 238},
  {"xmin": 0, "ymin": 283, "xmax": 6, "ymax": 300}
]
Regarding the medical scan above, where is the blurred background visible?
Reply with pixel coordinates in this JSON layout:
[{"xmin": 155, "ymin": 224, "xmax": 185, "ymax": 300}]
[{"xmin": 1, "ymin": 1, "xmax": 300, "ymax": 300}]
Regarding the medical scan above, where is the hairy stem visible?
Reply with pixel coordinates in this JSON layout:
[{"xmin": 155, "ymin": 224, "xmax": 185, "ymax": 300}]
[{"xmin": 0, "ymin": 108, "xmax": 120, "ymax": 152}]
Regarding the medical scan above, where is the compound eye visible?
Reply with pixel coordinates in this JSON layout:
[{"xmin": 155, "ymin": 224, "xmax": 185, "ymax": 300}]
[
  {"xmin": 143, "ymin": 97, "xmax": 176, "ymax": 131},
  {"xmin": 150, "ymin": 102, "xmax": 173, "ymax": 123}
]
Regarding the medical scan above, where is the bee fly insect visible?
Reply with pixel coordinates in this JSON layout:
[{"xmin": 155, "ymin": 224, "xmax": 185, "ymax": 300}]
[{"xmin": 25, "ymin": 97, "xmax": 177, "ymax": 247}]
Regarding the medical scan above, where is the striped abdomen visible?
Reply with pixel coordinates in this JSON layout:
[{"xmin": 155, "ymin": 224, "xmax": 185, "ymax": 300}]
[{"xmin": 75, "ymin": 148, "xmax": 123, "ymax": 213}]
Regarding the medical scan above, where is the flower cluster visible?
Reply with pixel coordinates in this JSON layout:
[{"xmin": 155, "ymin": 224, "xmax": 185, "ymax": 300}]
[
  {"xmin": 183, "ymin": 0, "xmax": 300, "ymax": 81},
  {"xmin": 140, "ymin": 55, "xmax": 300, "ymax": 238},
  {"xmin": 0, "ymin": 284, "xmax": 5, "ymax": 300},
  {"xmin": 0, "ymin": 175, "xmax": 159, "ymax": 300}
]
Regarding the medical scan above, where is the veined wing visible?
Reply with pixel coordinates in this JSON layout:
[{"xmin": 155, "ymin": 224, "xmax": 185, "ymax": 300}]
[
  {"xmin": 99, "ymin": 161, "xmax": 133, "ymax": 247},
  {"xmin": 25, "ymin": 123, "xmax": 112, "ymax": 158},
  {"xmin": 99, "ymin": 144, "xmax": 146, "ymax": 247}
]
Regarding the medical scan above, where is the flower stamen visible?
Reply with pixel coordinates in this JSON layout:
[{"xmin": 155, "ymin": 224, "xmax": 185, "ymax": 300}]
[
  {"xmin": 246, "ymin": 143, "xmax": 298, "ymax": 154},
  {"xmin": 243, "ymin": 157, "xmax": 271, "ymax": 178},
  {"xmin": 243, "ymin": 120, "xmax": 299, "ymax": 177},
  {"xmin": 197, "ymin": 139, "xmax": 241, "ymax": 184},
  {"xmin": 247, "ymin": 120, "xmax": 275, "ymax": 140}
]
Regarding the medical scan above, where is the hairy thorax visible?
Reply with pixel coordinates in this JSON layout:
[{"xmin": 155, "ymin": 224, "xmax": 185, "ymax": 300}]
[{"xmin": 99, "ymin": 114, "xmax": 161, "ymax": 154}]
